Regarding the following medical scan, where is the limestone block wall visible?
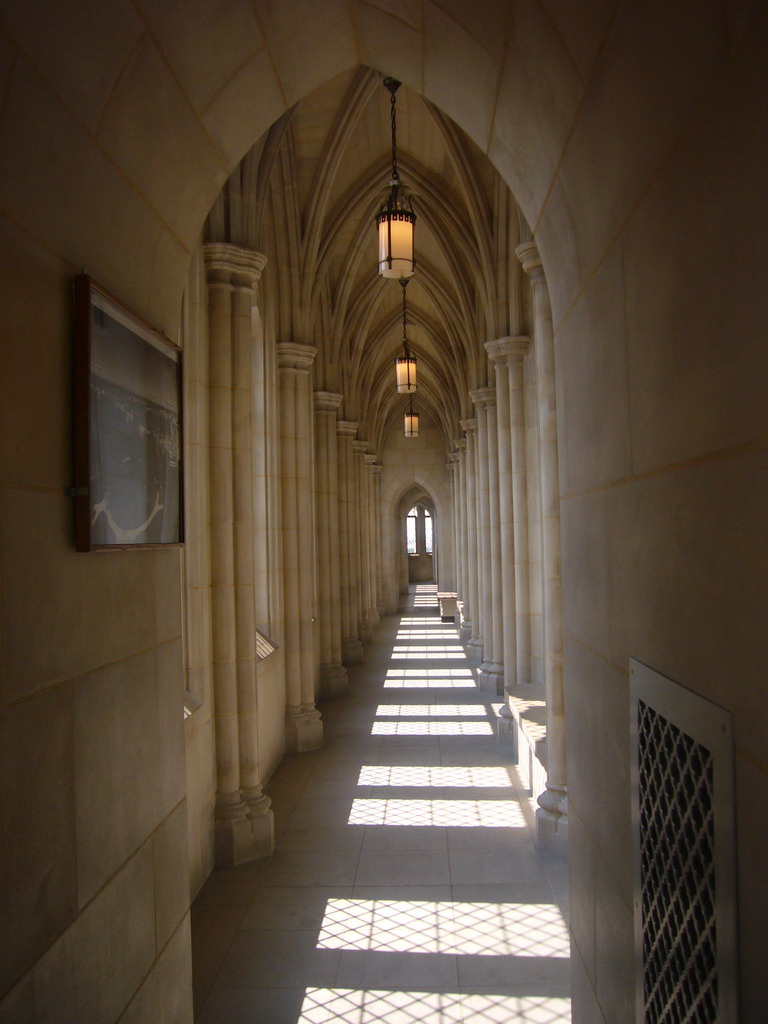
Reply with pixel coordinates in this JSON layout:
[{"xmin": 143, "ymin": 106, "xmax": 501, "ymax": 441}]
[{"xmin": 0, "ymin": 221, "xmax": 192, "ymax": 1019}]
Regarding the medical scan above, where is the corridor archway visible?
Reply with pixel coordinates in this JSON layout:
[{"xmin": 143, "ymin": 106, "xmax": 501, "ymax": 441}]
[{"xmin": 1, "ymin": 5, "xmax": 765, "ymax": 1023}]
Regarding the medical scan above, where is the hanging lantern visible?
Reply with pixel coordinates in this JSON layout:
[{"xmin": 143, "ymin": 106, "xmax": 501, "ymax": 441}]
[
  {"xmin": 375, "ymin": 78, "xmax": 415, "ymax": 279},
  {"xmin": 395, "ymin": 279, "xmax": 417, "ymax": 393},
  {"xmin": 404, "ymin": 398, "xmax": 419, "ymax": 437}
]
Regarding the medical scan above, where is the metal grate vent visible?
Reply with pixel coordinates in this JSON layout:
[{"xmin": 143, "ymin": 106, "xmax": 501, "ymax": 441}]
[
  {"xmin": 637, "ymin": 699, "xmax": 716, "ymax": 1023},
  {"xmin": 630, "ymin": 660, "xmax": 737, "ymax": 1024}
]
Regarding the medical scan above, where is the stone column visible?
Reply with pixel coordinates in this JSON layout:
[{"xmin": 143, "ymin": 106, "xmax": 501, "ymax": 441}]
[
  {"xmin": 337, "ymin": 421, "xmax": 363, "ymax": 664},
  {"xmin": 446, "ymin": 454, "xmax": 458, "ymax": 594},
  {"xmin": 314, "ymin": 391, "xmax": 348, "ymax": 697},
  {"xmin": 485, "ymin": 338, "xmax": 532, "ymax": 697},
  {"xmin": 518, "ymin": 240, "xmax": 567, "ymax": 850},
  {"xmin": 486, "ymin": 337, "xmax": 530, "ymax": 744},
  {"xmin": 461, "ymin": 418, "xmax": 481, "ymax": 655},
  {"xmin": 352, "ymin": 440, "xmax": 372, "ymax": 644},
  {"xmin": 485, "ymin": 341, "xmax": 515, "ymax": 695},
  {"xmin": 204, "ymin": 242, "xmax": 273, "ymax": 865},
  {"xmin": 455, "ymin": 438, "xmax": 469, "ymax": 632},
  {"xmin": 365, "ymin": 454, "xmax": 381, "ymax": 630},
  {"xmin": 510, "ymin": 340, "xmax": 532, "ymax": 687},
  {"xmin": 278, "ymin": 342, "xmax": 323, "ymax": 753},
  {"xmin": 471, "ymin": 387, "xmax": 503, "ymax": 693},
  {"xmin": 373, "ymin": 464, "xmax": 386, "ymax": 616}
]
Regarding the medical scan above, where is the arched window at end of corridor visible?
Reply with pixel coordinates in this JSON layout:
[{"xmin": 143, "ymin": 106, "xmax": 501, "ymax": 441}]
[{"xmin": 406, "ymin": 502, "xmax": 434, "ymax": 582}]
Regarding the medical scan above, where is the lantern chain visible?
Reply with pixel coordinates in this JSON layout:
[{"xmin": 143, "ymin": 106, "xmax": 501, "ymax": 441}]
[
  {"xmin": 401, "ymin": 279, "xmax": 409, "ymax": 352},
  {"xmin": 390, "ymin": 89, "xmax": 399, "ymax": 181}
]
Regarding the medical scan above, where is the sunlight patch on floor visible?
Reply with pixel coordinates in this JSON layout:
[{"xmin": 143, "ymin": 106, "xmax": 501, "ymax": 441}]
[
  {"xmin": 317, "ymin": 898, "xmax": 570, "ymax": 957},
  {"xmin": 298, "ymin": 989, "xmax": 570, "ymax": 1024},
  {"xmin": 375, "ymin": 704, "xmax": 489, "ymax": 718},
  {"xmin": 372, "ymin": 721, "xmax": 494, "ymax": 735},
  {"xmin": 391, "ymin": 646, "xmax": 466, "ymax": 659},
  {"xmin": 357, "ymin": 765, "xmax": 514, "ymax": 787},
  {"xmin": 348, "ymin": 798, "xmax": 526, "ymax": 827}
]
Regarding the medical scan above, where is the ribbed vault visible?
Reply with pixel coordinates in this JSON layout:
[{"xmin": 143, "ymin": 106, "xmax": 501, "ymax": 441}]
[{"xmin": 207, "ymin": 64, "xmax": 529, "ymax": 454}]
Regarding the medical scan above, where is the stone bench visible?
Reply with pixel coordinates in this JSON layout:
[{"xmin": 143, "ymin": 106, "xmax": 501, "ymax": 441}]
[{"xmin": 436, "ymin": 592, "xmax": 458, "ymax": 622}]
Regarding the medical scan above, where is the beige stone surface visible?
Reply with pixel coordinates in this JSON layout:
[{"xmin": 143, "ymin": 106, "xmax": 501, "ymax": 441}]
[
  {"xmin": 555, "ymin": 245, "xmax": 632, "ymax": 494},
  {"xmin": 135, "ymin": 0, "xmax": 263, "ymax": 115},
  {"xmin": 0, "ymin": 60, "xmax": 167, "ymax": 317},
  {"xmin": 0, "ymin": 926, "xmax": 79, "ymax": 1023},
  {"xmin": 153, "ymin": 802, "xmax": 191, "ymax": 950},
  {"xmin": 256, "ymin": 0, "xmax": 357, "ymax": 105},
  {"xmin": 73, "ymin": 845, "xmax": 156, "ymax": 1023},
  {"xmin": 0, "ymin": 0, "xmax": 143, "ymax": 131},
  {"xmin": 120, "ymin": 916, "xmax": 193, "ymax": 1024},
  {"xmin": 74, "ymin": 641, "xmax": 186, "ymax": 905},
  {"xmin": 97, "ymin": 37, "xmax": 226, "ymax": 247},
  {"xmin": 424, "ymin": 3, "xmax": 499, "ymax": 150},
  {"xmin": 0, "ymin": 685, "xmax": 77, "ymax": 997}
]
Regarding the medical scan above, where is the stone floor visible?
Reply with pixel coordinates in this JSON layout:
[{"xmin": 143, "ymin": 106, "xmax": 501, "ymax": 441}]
[{"xmin": 191, "ymin": 584, "xmax": 571, "ymax": 1023}]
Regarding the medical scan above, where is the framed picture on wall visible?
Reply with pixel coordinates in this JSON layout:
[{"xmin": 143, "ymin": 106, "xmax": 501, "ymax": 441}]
[{"xmin": 72, "ymin": 275, "xmax": 183, "ymax": 550}]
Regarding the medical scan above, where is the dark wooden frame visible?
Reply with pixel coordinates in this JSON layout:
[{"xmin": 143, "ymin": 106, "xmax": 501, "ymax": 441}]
[{"xmin": 73, "ymin": 275, "xmax": 184, "ymax": 551}]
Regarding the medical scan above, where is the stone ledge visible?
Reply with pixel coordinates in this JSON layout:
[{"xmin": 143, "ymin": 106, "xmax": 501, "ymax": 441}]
[{"xmin": 498, "ymin": 684, "xmax": 548, "ymax": 796}]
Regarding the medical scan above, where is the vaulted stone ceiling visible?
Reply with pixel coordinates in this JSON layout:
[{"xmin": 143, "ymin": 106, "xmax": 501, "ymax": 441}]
[{"xmin": 207, "ymin": 65, "xmax": 530, "ymax": 454}]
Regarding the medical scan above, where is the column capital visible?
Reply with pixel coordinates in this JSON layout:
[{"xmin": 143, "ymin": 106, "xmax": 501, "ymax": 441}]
[
  {"xmin": 371, "ymin": 464, "xmax": 383, "ymax": 476},
  {"xmin": 515, "ymin": 240, "xmax": 544, "ymax": 281},
  {"xmin": 455, "ymin": 438, "xmax": 467, "ymax": 453},
  {"xmin": 460, "ymin": 417, "xmax": 478, "ymax": 433},
  {"xmin": 364, "ymin": 453, "xmax": 378, "ymax": 466},
  {"xmin": 277, "ymin": 341, "xmax": 317, "ymax": 372},
  {"xmin": 352, "ymin": 440, "xmax": 369, "ymax": 455},
  {"xmin": 314, "ymin": 390, "xmax": 343, "ymax": 412},
  {"xmin": 203, "ymin": 242, "xmax": 267, "ymax": 287},
  {"xmin": 484, "ymin": 335, "xmax": 531, "ymax": 363},
  {"xmin": 337, "ymin": 420, "xmax": 358, "ymax": 438},
  {"xmin": 469, "ymin": 386, "xmax": 496, "ymax": 409}
]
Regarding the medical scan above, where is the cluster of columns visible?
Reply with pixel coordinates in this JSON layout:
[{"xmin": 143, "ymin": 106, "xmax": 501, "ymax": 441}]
[
  {"xmin": 335, "ymin": 423, "xmax": 387, "ymax": 671},
  {"xmin": 450, "ymin": 241, "xmax": 568, "ymax": 850},
  {"xmin": 203, "ymin": 242, "xmax": 274, "ymax": 865},
  {"xmin": 202, "ymin": 241, "xmax": 388, "ymax": 864}
]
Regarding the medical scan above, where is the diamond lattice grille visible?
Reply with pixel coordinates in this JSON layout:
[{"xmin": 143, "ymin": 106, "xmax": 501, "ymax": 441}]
[{"xmin": 638, "ymin": 699, "xmax": 717, "ymax": 1023}]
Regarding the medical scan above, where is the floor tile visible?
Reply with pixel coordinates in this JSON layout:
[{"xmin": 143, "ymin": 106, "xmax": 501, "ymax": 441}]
[
  {"xmin": 214, "ymin": 929, "xmax": 340, "ymax": 988},
  {"xmin": 355, "ymin": 849, "xmax": 451, "ymax": 886},
  {"xmin": 335, "ymin": 949, "xmax": 459, "ymax": 990},
  {"xmin": 191, "ymin": 904, "xmax": 248, "ymax": 958},
  {"xmin": 278, "ymin": 823, "xmax": 365, "ymax": 852},
  {"xmin": 198, "ymin": 986, "xmax": 307, "ymax": 1024},
  {"xmin": 448, "ymin": 848, "xmax": 548, "ymax": 886},
  {"xmin": 253, "ymin": 849, "xmax": 360, "ymax": 887},
  {"xmin": 240, "ymin": 886, "xmax": 352, "ymax": 930},
  {"xmin": 361, "ymin": 824, "xmax": 448, "ymax": 851}
]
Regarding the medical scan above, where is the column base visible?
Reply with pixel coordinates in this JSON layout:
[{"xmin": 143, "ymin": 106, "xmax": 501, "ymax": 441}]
[
  {"xmin": 320, "ymin": 662, "xmax": 349, "ymax": 698},
  {"xmin": 496, "ymin": 704, "xmax": 517, "ymax": 756},
  {"xmin": 459, "ymin": 617, "xmax": 472, "ymax": 641},
  {"xmin": 368, "ymin": 607, "xmax": 381, "ymax": 631},
  {"xmin": 465, "ymin": 638, "xmax": 483, "ymax": 661},
  {"xmin": 241, "ymin": 787, "xmax": 275, "ymax": 858},
  {"xmin": 359, "ymin": 618, "xmax": 373, "ymax": 645},
  {"xmin": 285, "ymin": 708, "xmax": 324, "ymax": 752},
  {"xmin": 535, "ymin": 808, "xmax": 568, "ymax": 857},
  {"xmin": 342, "ymin": 636, "xmax": 364, "ymax": 664},
  {"xmin": 214, "ymin": 793, "xmax": 272, "ymax": 866},
  {"xmin": 478, "ymin": 661, "xmax": 504, "ymax": 694},
  {"xmin": 535, "ymin": 785, "xmax": 568, "ymax": 857}
]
